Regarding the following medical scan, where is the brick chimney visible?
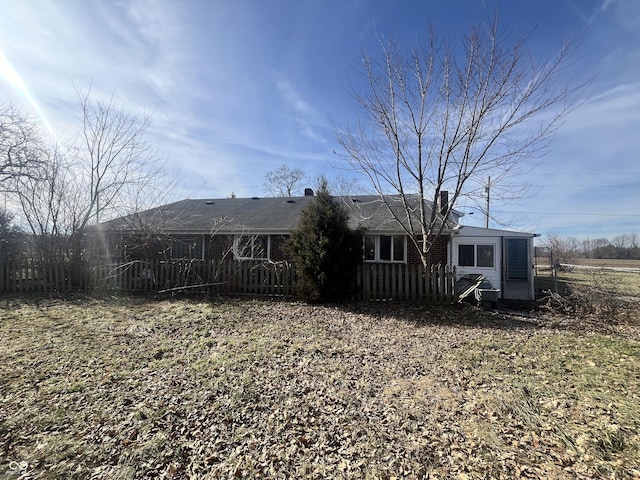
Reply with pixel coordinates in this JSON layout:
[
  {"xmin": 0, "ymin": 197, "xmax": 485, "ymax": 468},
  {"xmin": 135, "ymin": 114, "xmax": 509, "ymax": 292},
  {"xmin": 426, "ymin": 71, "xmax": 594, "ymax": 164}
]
[{"xmin": 438, "ymin": 190, "xmax": 449, "ymax": 215}]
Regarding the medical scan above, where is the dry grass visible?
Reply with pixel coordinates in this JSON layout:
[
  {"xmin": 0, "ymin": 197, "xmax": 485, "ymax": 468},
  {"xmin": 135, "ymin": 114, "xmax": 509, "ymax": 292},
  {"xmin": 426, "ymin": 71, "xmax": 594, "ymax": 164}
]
[
  {"xmin": 558, "ymin": 269, "xmax": 640, "ymax": 299},
  {"xmin": 536, "ymin": 259, "xmax": 640, "ymax": 321},
  {"xmin": 1, "ymin": 295, "xmax": 639, "ymax": 479}
]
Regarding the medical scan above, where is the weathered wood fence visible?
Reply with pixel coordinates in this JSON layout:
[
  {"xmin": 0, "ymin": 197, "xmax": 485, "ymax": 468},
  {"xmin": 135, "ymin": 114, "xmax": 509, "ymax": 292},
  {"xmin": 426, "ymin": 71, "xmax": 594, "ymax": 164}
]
[
  {"xmin": 88, "ymin": 259, "xmax": 296, "ymax": 296},
  {"xmin": 0, "ymin": 258, "xmax": 297, "ymax": 296},
  {"xmin": 0, "ymin": 258, "xmax": 456, "ymax": 303},
  {"xmin": 358, "ymin": 263, "xmax": 456, "ymax": 303},
  {"xmin": 0, "ymin": 258, "xmax": 74, "ymax": 293}
]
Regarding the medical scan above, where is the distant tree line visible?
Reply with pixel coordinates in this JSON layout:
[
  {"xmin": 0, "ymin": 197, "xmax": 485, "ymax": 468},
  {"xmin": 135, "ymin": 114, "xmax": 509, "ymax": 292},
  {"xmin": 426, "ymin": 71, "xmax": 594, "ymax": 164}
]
[{"xmin": 539, "ymin": 233, "xmax": 640, "ymax": 264}]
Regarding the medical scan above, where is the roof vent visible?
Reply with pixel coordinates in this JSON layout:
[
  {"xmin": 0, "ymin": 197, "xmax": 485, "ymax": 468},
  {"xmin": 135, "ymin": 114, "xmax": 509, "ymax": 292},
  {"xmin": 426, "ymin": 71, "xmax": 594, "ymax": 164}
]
[
  {"xmin": 205, "ymin": 200, "xmax": 214, "ymax": 205},
  {"xmin": 304, "ymin": 188, "xmax": 314, "ymax": 196},
  {"xmin": 286, "ymin": 199, "xmax": 296, "ymax": 203},
  {"xmin": 352, "ymin": 198, "xmax": 361, "ymax": 203},
  {"xmin": 251, "ymin": 197, "xmax": 260, "ymax": 200}
]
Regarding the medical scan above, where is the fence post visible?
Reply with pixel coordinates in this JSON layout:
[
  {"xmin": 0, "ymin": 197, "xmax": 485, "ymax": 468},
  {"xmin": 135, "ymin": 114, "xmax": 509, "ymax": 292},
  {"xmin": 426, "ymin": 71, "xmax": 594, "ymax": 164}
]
[{"xmin": 450, "ymin": 266, "xmax": 456, "ymax": 303}]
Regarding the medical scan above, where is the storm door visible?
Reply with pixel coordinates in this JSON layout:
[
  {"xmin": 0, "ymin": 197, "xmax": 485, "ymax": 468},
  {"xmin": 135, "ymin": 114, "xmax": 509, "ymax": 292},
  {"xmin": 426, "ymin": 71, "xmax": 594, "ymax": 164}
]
[{"xmin": 502, "ymin": 237, "xmax": 531, "ymax": 300}]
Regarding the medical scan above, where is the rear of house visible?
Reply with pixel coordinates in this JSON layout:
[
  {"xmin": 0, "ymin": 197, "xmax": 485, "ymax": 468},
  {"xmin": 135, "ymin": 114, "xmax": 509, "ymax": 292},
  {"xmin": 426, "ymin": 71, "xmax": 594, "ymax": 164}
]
[
  {"xmin": 90, "ymin": 192, "xmax": 535, "ymax": 302},
  {"xmin": 92, "ymin": 194, "xmax": 454, "ymax": 267}
]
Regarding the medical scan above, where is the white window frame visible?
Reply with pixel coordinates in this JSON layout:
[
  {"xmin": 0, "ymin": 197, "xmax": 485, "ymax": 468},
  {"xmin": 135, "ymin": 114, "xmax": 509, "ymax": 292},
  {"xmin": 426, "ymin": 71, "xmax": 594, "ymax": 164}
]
[
  {"xmin": 364, "ymin": 234, "xmax": 406, "ymax": 263},
  {"xmin": 458, "ymin": 243, "xmax": 495, "ymax": 268},
  {"xmin": 234, "ymin": 234, "xmax": 270, "ymax": 260}
]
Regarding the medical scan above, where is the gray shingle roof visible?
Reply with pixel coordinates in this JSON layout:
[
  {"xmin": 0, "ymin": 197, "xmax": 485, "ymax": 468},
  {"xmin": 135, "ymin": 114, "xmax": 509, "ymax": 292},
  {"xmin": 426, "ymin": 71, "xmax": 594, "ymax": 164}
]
[{"xmin": 97, "ymin": 194, "xmax": 459, "ymax": 235}]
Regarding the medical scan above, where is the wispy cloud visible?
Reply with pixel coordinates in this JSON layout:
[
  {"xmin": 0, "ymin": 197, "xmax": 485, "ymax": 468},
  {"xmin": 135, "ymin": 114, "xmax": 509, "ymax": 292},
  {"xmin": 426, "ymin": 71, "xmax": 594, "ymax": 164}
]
[
  {"xmin": 0, "ymin": 0, "xmax": 637, "ymax": 236},
  {"xmin": 273, "ymin": 73, "xmax": 327, "ymax": 143},
  {"xmin": 608, "ymin": 0, "xmax": 640, "ymax": 32}
]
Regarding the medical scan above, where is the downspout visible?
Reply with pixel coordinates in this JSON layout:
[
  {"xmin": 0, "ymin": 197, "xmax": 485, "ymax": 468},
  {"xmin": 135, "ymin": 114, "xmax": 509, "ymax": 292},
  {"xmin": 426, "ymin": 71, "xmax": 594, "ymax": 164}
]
[{"xmin": 501, "ymin": 236, "xmax": 505, "ymax": 300}]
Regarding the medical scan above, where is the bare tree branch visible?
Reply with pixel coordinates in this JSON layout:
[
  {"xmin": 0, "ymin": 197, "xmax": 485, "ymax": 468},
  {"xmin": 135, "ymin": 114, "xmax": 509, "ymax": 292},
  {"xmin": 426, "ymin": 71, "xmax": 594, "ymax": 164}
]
[
  {"xmin": 0, "ymin": 103, "xmax": 45, "ymax": 189},
  {"xmin": 7, "ymin": 87, "xmax": 169, "ymax": 267},
  {"xmin": 76, "ymin": 85, "xmax": 156, "ymax": 228},
  {"xmin": 336, "ymin": 16, "xmax": 587, "ymax": 268},
  {"xmin": 263, "ymin": 164, "xmax": 306, "ymax": 197}
]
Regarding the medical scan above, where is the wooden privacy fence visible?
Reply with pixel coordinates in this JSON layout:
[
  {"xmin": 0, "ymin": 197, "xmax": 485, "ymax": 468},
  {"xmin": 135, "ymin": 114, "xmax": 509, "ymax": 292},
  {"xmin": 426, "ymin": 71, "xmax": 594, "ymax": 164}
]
[
  {"xmin": 0, "ymin": 258, "xmax": 74, "ymax": 293},
  {"xmin": 1, "ymin": 257, "xmax": 456, "ymax": 303},
  {"xmin": 0, "ymin": 258, "xmax": 295, "ymax": 296},
  {"xmin": 86, "ymin": 259, "xmax": 296, "ymax": 296},
  {"xmin": 358, "ymin": 263, "xmax": 456, "ymax": 304}
]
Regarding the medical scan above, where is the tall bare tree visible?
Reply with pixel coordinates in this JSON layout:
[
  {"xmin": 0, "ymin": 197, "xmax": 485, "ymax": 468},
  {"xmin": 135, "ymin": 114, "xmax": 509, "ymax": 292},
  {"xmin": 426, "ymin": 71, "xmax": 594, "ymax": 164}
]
[
  {"xmin": 264, "ymin": 163, "xmax": 306, "ymax": 197},
  {"xmin": 77, "ymin": 86, "xmax": 156, "ymax": 228},
  {"xmin": 9, "ymin": 87, "xmax": 164, "ymax": 270},
  {"xmin": 336, "ymin": 16, "xmax": 585, "ymax": 268},
  {"xmin": 0, "ymin": 103, "xmax": 44, "ymax": 189},
  {"xmin": 13, "ymin": 143, "xmax": 81, "ymax": 260}
]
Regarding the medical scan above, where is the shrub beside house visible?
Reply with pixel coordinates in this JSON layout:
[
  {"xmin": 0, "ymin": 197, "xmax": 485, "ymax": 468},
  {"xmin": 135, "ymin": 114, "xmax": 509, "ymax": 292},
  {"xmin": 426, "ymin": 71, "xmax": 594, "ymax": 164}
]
[{"xmin": 284, "ymin": 180, "xmax": 362, "ymax": 302}]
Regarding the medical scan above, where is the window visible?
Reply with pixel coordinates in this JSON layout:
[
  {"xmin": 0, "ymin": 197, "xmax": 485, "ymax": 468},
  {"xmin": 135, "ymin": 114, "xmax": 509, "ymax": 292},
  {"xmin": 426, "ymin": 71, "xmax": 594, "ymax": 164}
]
[
  {"xmin": 477, "ymin": 245, "xmax": 495, "ymax": 268},
  {"xmin": 364, "ymin": 235, "xmax": 376, "ymax": 261},
  {"xmin": 458, "ymin": 244, "xmax": 494, "ymax": 268},
  {"xmin": 506, "ymin": 238, "xmax": 528, "ymax": 280},
  {"xmin": 364, "ymin": 235, "xmax": 406, "ymax": 263},
  {"xmin": 458, "ymin": 245, "xmax": 475, "ymax": 266},
  {"xmin": 235, "ymin": 234, "xmax": 269, "ymax": 260},
  {"xmin": 392, "ymin": 235, "xmax": 404, "ymax": 262},
  {"xmin": 171, "ymin": 236, "xmax": 204, "ymax": 260}
]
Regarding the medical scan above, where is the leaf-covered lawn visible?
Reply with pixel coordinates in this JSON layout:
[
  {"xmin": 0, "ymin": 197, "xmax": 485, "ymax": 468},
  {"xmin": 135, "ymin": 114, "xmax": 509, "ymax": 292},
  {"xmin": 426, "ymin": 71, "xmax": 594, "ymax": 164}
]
[{"xmin": 1, "ymin": 296, "xmax": 639, "ymax": 479}]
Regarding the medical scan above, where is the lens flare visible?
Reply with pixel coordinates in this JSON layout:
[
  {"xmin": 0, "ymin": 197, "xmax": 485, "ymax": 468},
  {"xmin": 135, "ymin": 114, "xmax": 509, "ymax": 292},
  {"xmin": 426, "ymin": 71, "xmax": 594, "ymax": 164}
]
[{"xmin": 0, "ymin": 49, "xmax": 54, "ymax": 136}]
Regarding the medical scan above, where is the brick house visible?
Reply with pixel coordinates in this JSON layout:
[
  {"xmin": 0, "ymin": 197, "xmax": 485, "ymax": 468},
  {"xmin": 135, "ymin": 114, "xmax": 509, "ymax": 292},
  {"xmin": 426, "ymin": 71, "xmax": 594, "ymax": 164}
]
[{"xmin": 93, "ymin": 190, "xmax": 535, "ymax": 300}]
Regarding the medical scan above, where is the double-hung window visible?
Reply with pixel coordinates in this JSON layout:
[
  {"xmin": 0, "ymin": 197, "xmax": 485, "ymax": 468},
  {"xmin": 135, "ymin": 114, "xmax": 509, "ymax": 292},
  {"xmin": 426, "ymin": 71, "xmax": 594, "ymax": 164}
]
[
  {"xmin": 458, "ymin": 244, "xmax": 494, "ymax": 268},
  {"xmin": 364, "ymin": 235, "xmax": 406, "ymax": 263},
  {"xmin": 235, "ymin": 234, "xmax": 269, "ymax": 260}
]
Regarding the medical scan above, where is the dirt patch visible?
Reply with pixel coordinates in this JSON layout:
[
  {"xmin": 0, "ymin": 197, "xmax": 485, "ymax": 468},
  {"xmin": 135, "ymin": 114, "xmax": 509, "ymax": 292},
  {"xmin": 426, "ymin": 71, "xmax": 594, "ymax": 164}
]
[{"xmin": 1, "ymin": 296, "xmax": 639, "ymax": 479}]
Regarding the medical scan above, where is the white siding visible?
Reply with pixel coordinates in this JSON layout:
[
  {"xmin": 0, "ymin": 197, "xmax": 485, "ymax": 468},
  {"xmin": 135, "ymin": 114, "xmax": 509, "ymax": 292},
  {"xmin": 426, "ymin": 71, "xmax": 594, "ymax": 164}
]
[
  {"xmin": 457, "ymin": 226, "xmax": 531, "ymax": 237},
  {"xmin": 451, "ymin": 235, "xmax": 502, "ymax": 292}
]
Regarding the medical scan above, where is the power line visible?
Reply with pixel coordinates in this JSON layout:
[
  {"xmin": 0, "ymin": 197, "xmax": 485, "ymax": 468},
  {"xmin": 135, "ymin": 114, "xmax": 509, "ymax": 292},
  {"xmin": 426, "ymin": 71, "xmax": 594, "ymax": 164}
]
[
  {"xmin": 528, "ymin": 184, "xmax": 640, "ymax": 188},
  {"xmin": 493, "ymin": 211, "xmax": 640, "ymax": 217},
  {"xmin": 525, "ymin": 173, "xmax": 640, "ymax": 178}
]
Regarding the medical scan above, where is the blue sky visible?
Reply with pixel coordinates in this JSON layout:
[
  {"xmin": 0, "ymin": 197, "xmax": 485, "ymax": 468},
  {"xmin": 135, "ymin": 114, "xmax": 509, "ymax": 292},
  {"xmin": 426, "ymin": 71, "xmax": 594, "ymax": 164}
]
[{"xmin": 0, "ymin": 0, "xmax": 638, "ymax": 240}]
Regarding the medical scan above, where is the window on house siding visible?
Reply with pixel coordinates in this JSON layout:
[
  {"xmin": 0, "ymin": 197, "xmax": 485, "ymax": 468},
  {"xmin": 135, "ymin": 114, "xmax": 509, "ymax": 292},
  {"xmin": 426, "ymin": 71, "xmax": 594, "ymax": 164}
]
[
  {"xmin": 379, "ymin": 235, "xmax": 392, "ymax": 261},
  {"xmin": 364, "ymin": 235, "xmax": 406, "ymax": 263},
  {"xmin": 458, "ymin": 245, "xmax": 475, "ymax": 266},
  {"xmin": 171, "ymin": 236, "xmax": 204, "ymax": 260},
  {"xmin": 235, "ymin": 234, "xmax": 269, "ymax": 260},
  {"xmin": 477, "ymin": 245, "xmax": 495, "ymax": 268},
  {"xmin": 364, "ymin": 235, "xmax": 376, "ymax": 261},
  {"xmin": 506, "ymin": 238, "xmax": 528, "ymax": 280},
  {"xmin": 393, "ymin": 236, "xmax": 404, "ymax": 262},
  {"xmin": 458, "ymin": 244, "xmax": 494, "ymax": 268}
]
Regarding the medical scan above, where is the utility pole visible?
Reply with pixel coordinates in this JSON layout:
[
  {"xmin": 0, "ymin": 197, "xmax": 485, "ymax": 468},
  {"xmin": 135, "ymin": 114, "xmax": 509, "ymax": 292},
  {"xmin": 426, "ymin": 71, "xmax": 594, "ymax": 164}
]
[{"xmin": 484, "ymin": 176, "xmax": 490, "ymax": 228}]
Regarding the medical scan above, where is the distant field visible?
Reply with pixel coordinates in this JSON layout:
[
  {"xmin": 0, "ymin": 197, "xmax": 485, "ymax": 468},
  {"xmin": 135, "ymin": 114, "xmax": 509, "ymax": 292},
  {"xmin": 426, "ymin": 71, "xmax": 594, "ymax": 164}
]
[
  {"xmin": 535, "ymin": 258, "xmax": 640, "ymax": 300},
  {"xmin": 569, "ymin": 258, "xmax": 640, "ymax": 269},
  {"xmin": 535, "ymin": 258, "xmax": 640, "ymax": 269}
]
